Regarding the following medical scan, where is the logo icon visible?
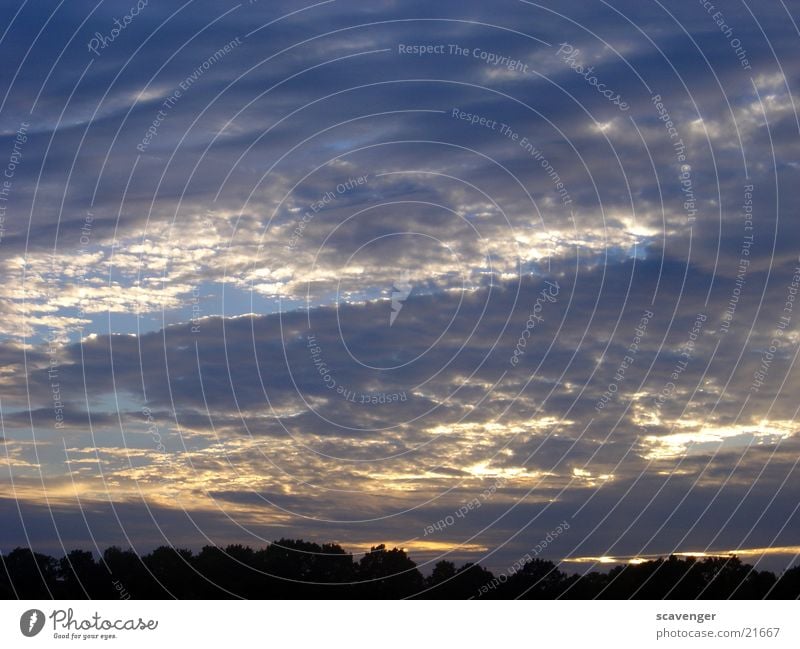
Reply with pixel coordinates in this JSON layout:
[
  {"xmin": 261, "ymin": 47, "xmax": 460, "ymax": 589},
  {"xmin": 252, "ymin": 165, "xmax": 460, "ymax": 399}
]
[
  {"xmin": 390, "ymin": 270, "xmax": 413, "ymax": 327},
  {"xmin": 20, "ymin": 609, "xmax": 45, "ymax": 637}
]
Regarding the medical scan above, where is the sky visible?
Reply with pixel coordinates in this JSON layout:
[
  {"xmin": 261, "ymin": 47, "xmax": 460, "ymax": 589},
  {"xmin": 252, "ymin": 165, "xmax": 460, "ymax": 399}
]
[{"xmin": 1, "ymin": 0, "xmax": 799, "ymax": 575}]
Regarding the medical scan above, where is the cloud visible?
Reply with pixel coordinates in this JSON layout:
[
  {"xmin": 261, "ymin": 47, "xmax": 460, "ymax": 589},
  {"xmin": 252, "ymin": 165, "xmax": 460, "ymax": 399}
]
[{"xmin": 0, "ymin": 0, "xmax": 798, "ymax": 571}]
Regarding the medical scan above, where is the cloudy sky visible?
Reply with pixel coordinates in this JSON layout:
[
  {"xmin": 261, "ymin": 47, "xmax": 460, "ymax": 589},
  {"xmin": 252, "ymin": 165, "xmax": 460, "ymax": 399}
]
[{"xmin": 1, "ymin": 0, "xmax": 799, "ymax": 574}]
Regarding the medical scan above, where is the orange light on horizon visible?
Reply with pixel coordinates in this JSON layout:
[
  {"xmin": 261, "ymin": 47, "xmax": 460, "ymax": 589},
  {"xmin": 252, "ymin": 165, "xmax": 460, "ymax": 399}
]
[{"xmin": 564, "ymin": 546, "xmax": 800, "ymax": 565}]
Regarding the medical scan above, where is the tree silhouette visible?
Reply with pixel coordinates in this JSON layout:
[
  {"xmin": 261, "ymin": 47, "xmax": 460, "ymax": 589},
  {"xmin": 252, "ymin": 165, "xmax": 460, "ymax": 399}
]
[
  {"xmin": 1, "ymin": 542, "xmax": 798, "ymax": 599},
  {"xmin": 60, "ymin": 550, "xmax": 111, "ymax": 599},
  {"xmin": 425, "ymin": 561, "xmax": 495, "ymax": 598},
  {"xmin": 356, "ymin": 544, "xmax": 423, "ymax": 598},
  {"xmin": 494, "ymin": 559, "xmax": 568, "ymax": 599},
  {"xmin": 1, "ymin": 548, "xmax": 58, "ymax": 598}
]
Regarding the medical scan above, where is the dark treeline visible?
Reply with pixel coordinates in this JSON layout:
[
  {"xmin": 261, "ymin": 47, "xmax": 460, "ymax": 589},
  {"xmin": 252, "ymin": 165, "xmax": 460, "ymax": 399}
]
[{"xmin": 2, "ymin": 540, "xmax": 799, "ymax": 599}]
